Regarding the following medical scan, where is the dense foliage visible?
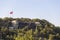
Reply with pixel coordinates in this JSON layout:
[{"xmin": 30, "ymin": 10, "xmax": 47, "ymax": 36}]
[{"xmin": 0, "ymin": 17, "xmax": 60, "ymax": 40}]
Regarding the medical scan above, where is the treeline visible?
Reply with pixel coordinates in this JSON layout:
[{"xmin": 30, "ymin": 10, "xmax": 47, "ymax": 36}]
[{"xmin": 0, "ymin": 17, "xmax": 60, "ymax": 40}]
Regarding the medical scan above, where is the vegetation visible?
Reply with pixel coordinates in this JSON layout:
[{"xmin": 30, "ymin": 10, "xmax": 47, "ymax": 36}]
[{"xmin": 0, "ymin": 17, "xmax": 60, "ymax": 40}]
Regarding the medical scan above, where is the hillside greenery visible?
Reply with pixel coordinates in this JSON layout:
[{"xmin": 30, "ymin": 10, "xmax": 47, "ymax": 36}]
[{"xmin": 0, "ymin": 17, "xmax": 60, "ymax": 40}]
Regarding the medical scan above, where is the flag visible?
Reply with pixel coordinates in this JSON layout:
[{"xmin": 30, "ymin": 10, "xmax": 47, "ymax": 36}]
[{"xmin": 10, "ymin": 11, "xmax": 13, "ymax": 14}]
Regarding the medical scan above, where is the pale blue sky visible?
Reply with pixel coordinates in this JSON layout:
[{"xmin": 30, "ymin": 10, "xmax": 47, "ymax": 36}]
[{"xmin": 0, "ymin": 0, "xmax": 60, "ymax": 26}]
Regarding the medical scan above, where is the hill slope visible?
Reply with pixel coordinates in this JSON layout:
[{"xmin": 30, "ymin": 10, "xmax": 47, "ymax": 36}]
[{"xmin": 0, "ymin": 17, "xmax": 60, "ymax": 40}]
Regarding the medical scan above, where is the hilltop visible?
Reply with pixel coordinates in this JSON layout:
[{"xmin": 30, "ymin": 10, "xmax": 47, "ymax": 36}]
[{"xmin": 0, "ymin": 17, "xmax": 60, "ymax": 40}]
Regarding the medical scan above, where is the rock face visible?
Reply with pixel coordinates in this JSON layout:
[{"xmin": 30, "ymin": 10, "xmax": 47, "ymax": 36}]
[
  {"xmin": 8, "ymin": 19, "xmax": 54, "ymax": 30},
  {"xmin": 8, "ymin": 20, "xmax": 36, "ymax": 30},
  {"xmin": 18, "ymin": 22, "xmax": 29, "ymax": 29},
  {"xmin": 8, "ymin": 20, "xmax": 18, "ymax": 29},
  {"xmin": 12, "ymin": 20, "xmax": 18, "ymax": 29},
  {"xmin": 35, "ymin": 22, "xmax": 40, "ymax": 25}
]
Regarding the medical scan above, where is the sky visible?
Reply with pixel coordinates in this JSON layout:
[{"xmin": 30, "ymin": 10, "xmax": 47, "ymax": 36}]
[{"xmin": 0, "ymin": 0, "xmax": 60, "ymax": 26}]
